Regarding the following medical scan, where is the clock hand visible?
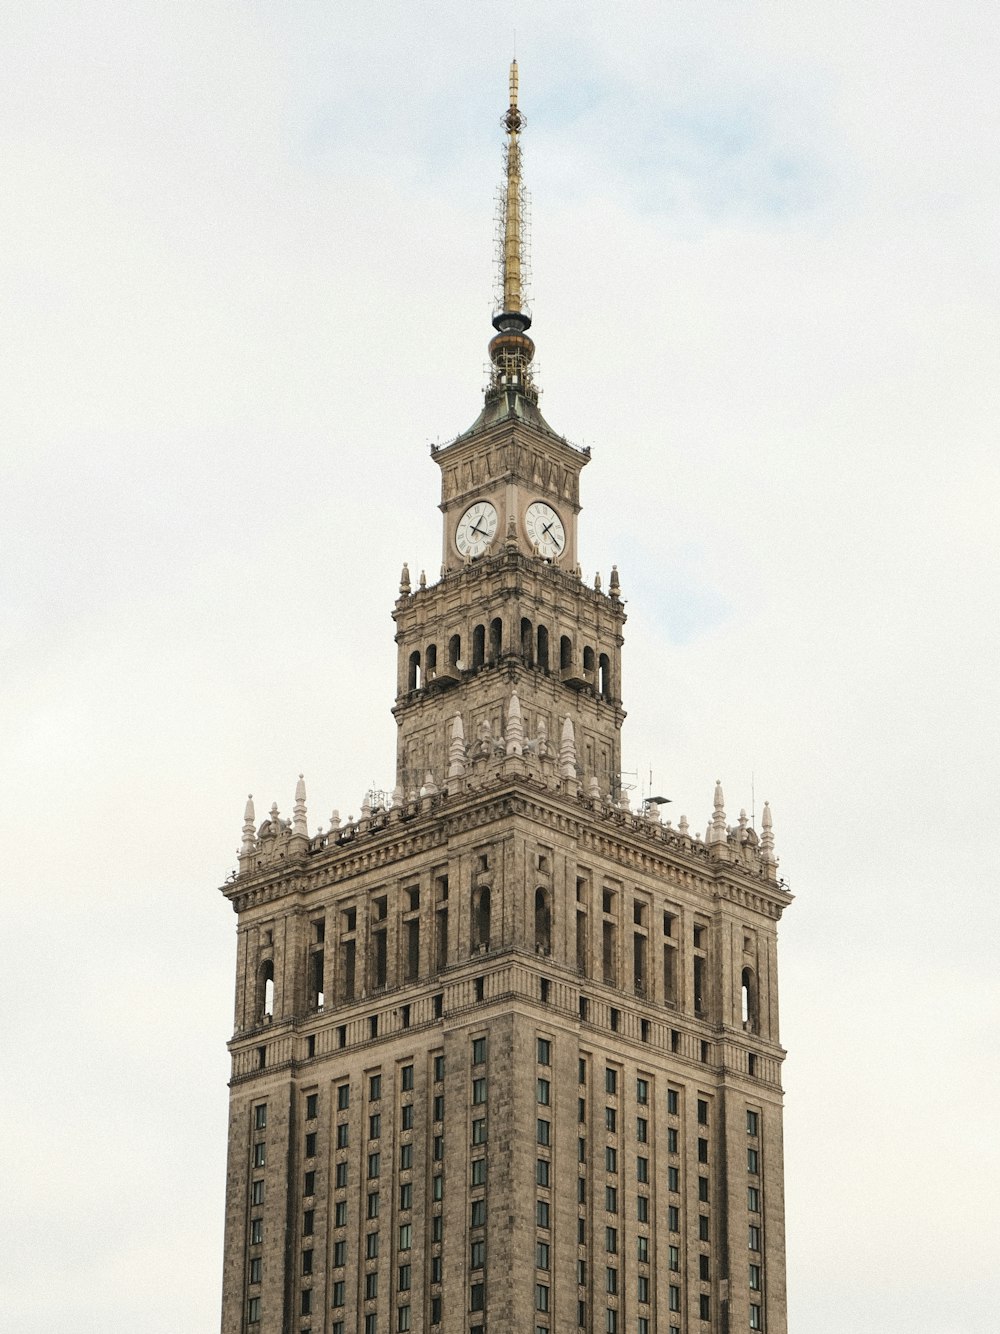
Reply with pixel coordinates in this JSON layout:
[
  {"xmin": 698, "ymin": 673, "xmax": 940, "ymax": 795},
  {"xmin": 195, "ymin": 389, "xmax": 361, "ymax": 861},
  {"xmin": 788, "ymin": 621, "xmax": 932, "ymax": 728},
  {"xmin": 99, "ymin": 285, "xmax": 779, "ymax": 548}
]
[{"xmin": 470, "ymin": 521, "xmax": 488, "ymax": 538}]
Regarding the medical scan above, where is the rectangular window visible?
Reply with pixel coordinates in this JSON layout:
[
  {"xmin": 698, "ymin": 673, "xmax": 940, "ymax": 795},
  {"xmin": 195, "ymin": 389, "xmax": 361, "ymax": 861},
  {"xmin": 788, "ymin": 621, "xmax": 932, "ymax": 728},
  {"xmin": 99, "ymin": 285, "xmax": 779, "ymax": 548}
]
[
  {"xmin": 578, "ymin": 1177, "xmax": 586, "ymax": 1203},
  {"xmin": 537, "ymin": 1119, "xmax": 550, "ymax": 1145},
  {"xmin": 434, "ymin": 1055, "xmax": 445, "ymax": 1082},
  {"xmin": 251, "ymin": 1180, "xmax": 264, "ymax": 1205},
  {"xmin": 472, "ymin": 1077, "xmax": 487, "ymax": 1105},
  {"xmin": 697, "ymin": 1098, "xmax": 709, "ymax": 1125},
  {"xmin": 668, "ymin": 1244, "xmax": 680, "ymax": 1271},
  {"xmin": 336, "ymin": 1123, "xmax": 349, "ymax": 1149},
  {"xmin": 699, "ymin": 1295, "xmax": 711, "ymax": 1320},
  {"xmin": 370, "ymin": 1073, "xmax": 382, "ymax": 1100},
  {"xmin": 433, "ymin": 1133, "xmax": 443, "ymax": 1160},
  {"xmin": 536, "ymin": 1241, "xmax": 549, "ymax": 1270},
  {"xmin": 668, "ymin": 1206, "xmax": 680, "ymax": 1231},
  {"xmin": 637, "ymin": 1234, "xmax": 648, "ymax": 1262},
  {"xmin": 638, "ymin": 1319, "xmax": 649, "ymax": 1334},
  {"xmin": 400, "ymin": 1182, "xmax": 412, "ymax": 1210},
  {"xmin": 365, "ymin": 1316, "xmax": 377, "ymax": 1334},
  {"xmin": 250, "ymin": 1218, "xmax": 262, "ymax": 1245},
  {"xmin": 402, "ymin": 1103, "xmax": 414, "ymax": 1130},
  {"xmin": 668, "ymin": 1127, "xmax": 678, "ymax": 1153},
  {"xmin": 333, "ymin": 1240, "xmax": 346, "ymax": 1266},
  {"xmin": 398, "ymin": 1223, "xmax": 412, "ymax": 1250},
  {"xmin": 399, "ymin": 1143, "xmax": 412, "ymax": 1169},
  {"xmin": 304, "ymin": 1132, "xmax": 316, "ymax": 1158},
  {"xmin": 747, "ymin": 1110, "xmax": 759, "ymax": 1136},
  {"xmin": 365, "ymin": 1272, "xmax": 378, "ymax": 1300},
  {"xmin": 433, "ymin": 1095, "xmax": 444, "ymax": 1121},
  {"xmin": 748, "ymin": 1186, "xmax": 760, "ymax": 1212},
  {"xmin": 636, "ymin": 1156, "xmax": 648, "ymax": 1183},
  {"xmin": 253, "ymin": 1142, "xmax": 265, "ymax": 1168},
  {"xmin": 537, "ymin": 1078, "xmax": 550, "ymax": 1105},
  {"xmin": 536, "ymin": 1159, "xmax": 550, "ymax": 1186},
  {"xmin": 536, "ymin": 1199, "xmax": 550, "ymax": 1228},
  {"xmin": 579, "ymin": 1098, "xmax": 586, "ymax": 1122},
  {"xmin": 472, "ymin": 1200, "xmax": 486, "ymax": 1227},
  {"xmin": 401, "ymin": 1063, "xmax": 414, "ymax": 1090},
  {"xmin": 332, "ymin": 1281, "xmax": 345, "ymax": 1307},
  {"xmin": 750, "ymin": 1304, "xmax": 762, "ymax": 1330},
  {"xmin": 698, "ymin": 1176, "xmax": 709, "ymax": 1202},
  {"xmin": 537, "ymin": 1038, "xmax": 551, "ymax": 1065},
  {"xmin": 667, "ymin": 1088, "xmax": 679, "ymax": 1115},
  {"xmin": 432, "ymin": 1173, "xmax": 443, "ymax": 1201},
  {"xmin": 668, "ymin": 1166, "xmax": 679, "ymax": 1191},
  {"xmin": 606, "ymin": 1267, "xmax": 618, "ymax": 1294},
  {"xmin": 334, "ymin": 1324, "xmax": 344, "ymax": 1334},
  {"xmin": 606, "ymin": 1311, "xmax": 618, "ymax": 1334},
  {"xmin": 748, "ymin": 1147, "xmax": 759, "ymax": 1174},
  {"xmin": 605, "ymin": 1107, "xmax": 616, "ymax": 1132},
  {"xmin": 699, "ymin": 1214, "xmax": 710, "ymax": 1241},
  {"xmin": 637, "ymin": 1274, "xmax": 649, "ymax": 1303},
  {"xmin": 579, "ymin": 1058, "xmax": 587, "ymax": 1083},
  {"xmin": 335, "ymin": 1160, "xmax": 347, "ymax": 1188},
  {"xmin": 432, "ymin": 1214, "xmax": 443, "ymax": 1242},
  {"xmin": 470, "ymin": 1283, "xmax": 485, "ymax": 1311},
  {"xmin": 247, "ymin": 1297, "xmax": 260, "ymax": 1323},
  {"xmin": 605, "ymin": 1068, "xmax": 617, "ymax": 1094},
  {"xmin": 249, "ymin": 1256, "xmax": 261, "ymax": 1284},
  {"xmin": 669, "ymin": 1284, "xmax": 681, "ymax": 1312},
  {"xmin": 750, "ymin": 1263, "xmax": 761, "ymax": 1291},
  {"xmin": 637, "ymin": 1194, "xmax": 649, "ymax": 1222},
  {"xmin": 254, "ymin": 1104, "xmax": 267, "ymax": 1130},
  {"xmin": 397, "ymin": 1306, "xmax": 411, "ymax": 1332},
  {"xmin": 472, "ymin": 1157, "xmax": 486, "ymax": 1185},
  {"xmin": 699, "ymin": 1253, "xmax": 710, "ymax": 1280},
  {"xmin": 336, "ymin": 1085, "xmax": 349, "ymax": 1111},
  {"xmin": 636, "ymin": 1117, "xmax": 647, "ymax": 1142},
  {"xmin": 605, "ymin": 1146, "xmax": 617, "ymax": 1172},
  {"xmin": 536, "ymin": 1284, "xmax": 549, "ymax": 1312},
  {"xmin": 749, "ymin": 1224, "xmax": 761, "ymax": 1250},
  {"xmin": 636, "ymin": 1077, "xmax": 648, "ymax": 1104},
  {"xmin": 472, "ymin": 1037, "xmax": 486, "ymax": 1064},
  {"xmin": 431, "ymin": 1256, "xmax": 442, "ymax": 1283},
  {"xmin": 430, "ymin": 1297, "xmax": 441, "ymax": 1325},
  {"xmin": 471, "ymin": 1239, "xmax": 485, "ymax": 1269},
  {"xmin": 698, "ymin": 1137, "xmax": 709, "ymax": 1163},
  {"xmin": 472, "ymin": 1118, "xmax": 487, "ymax": 1145},
  {"xmin": 366, "ymin": 1231, "xmax": 379, "ymax": 1259},
  {"xmin": 579, "ymin": 1137, "xmax": 586, "ymax": 1162},
  {"xmin": 367, "ymin": 1192, "xmax": 379, "ymax": 1219},
  {"xmin": 333, "ymin": 1201, "xmax": 345, "ymax": 1227},
  {"xmin": 304, "ymin": 1208, "xmax": 315, "ymax": 1234},
  {"xmin": 369, "ymin": 1113, "xmax": 381, "ymax": 1139},
  {"xmin": 303, "ymin": 1170, "xmax": 315, "ymax": 1196},
  {"xmin": 605, "ymin": 1185, "xmax": 617, "ymax": 1212}
]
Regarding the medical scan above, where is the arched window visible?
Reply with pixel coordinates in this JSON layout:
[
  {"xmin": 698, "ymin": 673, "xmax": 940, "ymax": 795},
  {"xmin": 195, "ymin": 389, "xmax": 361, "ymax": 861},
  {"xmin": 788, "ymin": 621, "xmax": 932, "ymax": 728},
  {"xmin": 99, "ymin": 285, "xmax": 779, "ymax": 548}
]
[
  {"xmin": 489, "ymin": 617, "xmax": 503, "ymax": 663},
  {"xmin": 258, "ymin": 960, "xmax": 274, "ymax": 1022},
  {"xmin": 535, "ymin": 888, "xmax": 551, "ymax": 956},
  {"xmin": 599, "ymin": 653, "xmax": 611, "ymax": 699},
  {"xmin": 448, "ymin": 634, "xmax": 462, "ymax": 668},
  {"xmin": 472, "ymin": 624, "xmax": 486, "ymax": 668},
  {"xmin": 583, "ymin": 645, "xmax": 595, "ymax": 674},
  {"xmin": 741, "ymin": 967, "xmax": 759, "ymax": 1032},
  {"xmin": 473, "ymin": 886, "xmax": 491, "ymax": 952},
  {"xmin": 560, "ymin": 635, "xmax": 572, "ymax": 670},
  {"xmin": 425, "ymin": 644, "xmax": 437, "ymax": 679},
  {"xmin": 536, "ymin": 625, "xmax": 549, "ymax": 670},
  {"xmin": 520, "ymin": 617, "xmax": 533, "ymax": 664},
  {"xmin": 408, "ymin": 650, "xmax": 421, "ymax": 691}
]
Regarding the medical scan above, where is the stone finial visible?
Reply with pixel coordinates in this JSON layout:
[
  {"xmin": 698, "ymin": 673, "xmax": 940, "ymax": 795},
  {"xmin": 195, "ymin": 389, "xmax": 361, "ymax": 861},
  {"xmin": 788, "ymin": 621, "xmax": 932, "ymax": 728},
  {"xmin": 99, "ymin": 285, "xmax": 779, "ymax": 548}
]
[
  {"xmin": 505, "ymin": 515, "xmax": 518, "ymax": 549},
  {"xmin": 738, "ymin": 808, "xmax": 748, "ymax": 834},
  {"xmin": 419, "ymin": 569, "xmax": 427, "ymax": 589},
  {"xmin": 389, "ymin": 786, "xmax": 403, "ymax": 810},
  {"xmin": 609, "ymin": 564, "xmax": 621, "ymax": 599},
  {"xmin": 679, "ymin": 813, "xmax": 690, "ymax": 837},
  {"xmin": 399, "ymin": 562, "xmax": 411, "ymax": 595},
  {"xmin": 361, "ymin": 792, "xmax": 371, "ymax": 817},
  {"xmin": 240, "ymin": 795, "xmax": 256, "ymax": 855},
  {"xmin": 708, "ymin": 780, "xmax": 727, "ymax": 844},
  {"xmin": 292, "ymin": 775, "xmax": 308, "ymax": 836},
  {"xmin": 761, "ymin": 801, "xmax": 776, "ymax": 864},
  {"xmin": 594, "ymin": 571, "xmax": 602, "ymax": 591},
  {"xmin": 328, "ymin": 808, "xmax": 340, "ymax": 831},
  {"xmin": 421, "ymin": 771, "xmax": 438, "ymax": 797},
  {"xmin": 447, "ymin": 714, "xmax": 467, "ymax": 778},
  {"xmin": 559, "ymin": 715, "xmax": 577, "ymax": 779},
  {"xmin": 588, "ymin": 775, "xmax": 601, "ymax": 800},
  {"xmin": 506, "ymin": 692, "xmax": 524, "ymax": 756}
]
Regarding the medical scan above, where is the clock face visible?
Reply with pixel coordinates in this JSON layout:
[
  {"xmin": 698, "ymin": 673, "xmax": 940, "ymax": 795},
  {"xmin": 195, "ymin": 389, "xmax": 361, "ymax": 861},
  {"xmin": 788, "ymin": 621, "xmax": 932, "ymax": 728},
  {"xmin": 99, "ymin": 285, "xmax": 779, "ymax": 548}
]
[
  {"xmin": 524, "ymin": 501, "xmax": 566, "ymax": 558},
  {"xmin": 455, "ymin": 500, "xmax": 499, "ymax": 558}
]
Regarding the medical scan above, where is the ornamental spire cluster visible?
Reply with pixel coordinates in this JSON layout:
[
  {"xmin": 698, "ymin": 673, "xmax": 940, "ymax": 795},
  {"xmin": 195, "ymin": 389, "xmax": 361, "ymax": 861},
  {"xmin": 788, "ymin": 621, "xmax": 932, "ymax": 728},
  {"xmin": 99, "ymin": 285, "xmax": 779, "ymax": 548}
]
[{"xmin": 486, "ymin": 59, "xmax": 538, "ymax": 406}]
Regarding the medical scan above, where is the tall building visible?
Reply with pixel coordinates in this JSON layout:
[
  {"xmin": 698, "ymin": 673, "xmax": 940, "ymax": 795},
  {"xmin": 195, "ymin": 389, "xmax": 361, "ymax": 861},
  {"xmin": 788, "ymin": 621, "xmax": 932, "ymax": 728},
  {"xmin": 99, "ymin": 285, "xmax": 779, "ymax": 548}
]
[{"xmin": 220, "ymin": 62, "xmax": 792, "ymax": 1334}]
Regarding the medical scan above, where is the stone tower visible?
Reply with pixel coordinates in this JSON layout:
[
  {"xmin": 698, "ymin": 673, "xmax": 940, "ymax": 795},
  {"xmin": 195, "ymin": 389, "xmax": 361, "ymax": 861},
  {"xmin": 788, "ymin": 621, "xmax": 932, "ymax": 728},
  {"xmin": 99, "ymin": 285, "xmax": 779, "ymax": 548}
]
[{"xmin": 220, "ymin": 61, "xmax": 792, "ymax": 1334}]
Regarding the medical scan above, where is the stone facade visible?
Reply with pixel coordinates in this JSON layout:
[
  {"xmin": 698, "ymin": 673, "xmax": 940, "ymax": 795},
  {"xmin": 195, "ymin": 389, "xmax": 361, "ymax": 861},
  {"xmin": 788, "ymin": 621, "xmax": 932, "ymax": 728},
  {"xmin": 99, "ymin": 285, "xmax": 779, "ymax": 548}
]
[{"xmin": 219, "ymin": 60, "xmax": 792, "ymax": 1334}]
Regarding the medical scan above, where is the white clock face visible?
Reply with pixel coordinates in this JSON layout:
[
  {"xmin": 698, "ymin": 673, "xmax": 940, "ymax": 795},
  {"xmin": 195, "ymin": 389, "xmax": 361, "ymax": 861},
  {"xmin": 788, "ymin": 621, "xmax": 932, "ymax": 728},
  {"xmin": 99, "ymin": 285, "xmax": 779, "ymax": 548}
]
[
  {"xmin": 524, "ymin": 501, "xmax": 566, "ymax": 558},
  {"xmin": 455, "ymin": 500, "xmax": 499, "ymax": 558}
]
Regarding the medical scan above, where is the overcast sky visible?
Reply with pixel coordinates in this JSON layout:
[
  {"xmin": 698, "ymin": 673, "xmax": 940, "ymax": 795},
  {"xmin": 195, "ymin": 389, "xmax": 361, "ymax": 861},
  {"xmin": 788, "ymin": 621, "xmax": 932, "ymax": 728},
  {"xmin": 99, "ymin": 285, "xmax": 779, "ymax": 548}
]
[{"xmin": 3, "ymin": 4, "xmax": 999, "ymax": 1330}]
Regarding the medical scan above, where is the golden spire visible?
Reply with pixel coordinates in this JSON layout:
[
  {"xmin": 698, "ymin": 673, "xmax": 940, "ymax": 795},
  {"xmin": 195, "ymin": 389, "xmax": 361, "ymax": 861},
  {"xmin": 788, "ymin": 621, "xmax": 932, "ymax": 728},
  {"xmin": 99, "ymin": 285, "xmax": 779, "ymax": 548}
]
[{"xmin": 487, "ymin": 59, "xmax": 538, "ymax": 406}]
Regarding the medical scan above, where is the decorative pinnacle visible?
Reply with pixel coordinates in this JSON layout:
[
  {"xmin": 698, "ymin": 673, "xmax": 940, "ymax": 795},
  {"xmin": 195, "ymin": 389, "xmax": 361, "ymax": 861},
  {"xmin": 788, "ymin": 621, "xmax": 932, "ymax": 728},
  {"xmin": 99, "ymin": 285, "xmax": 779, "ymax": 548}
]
[{"xmin": 487, "ymin": 59, "xmax": 537, "ymax": 405}]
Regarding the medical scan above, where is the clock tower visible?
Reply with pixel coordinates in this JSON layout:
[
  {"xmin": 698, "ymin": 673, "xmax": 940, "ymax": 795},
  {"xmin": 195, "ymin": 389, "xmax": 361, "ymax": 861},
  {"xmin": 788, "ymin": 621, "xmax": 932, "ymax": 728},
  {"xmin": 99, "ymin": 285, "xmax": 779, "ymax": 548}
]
[{"xmin": 220, "ymin": 61, "xmax": 792, "ymax": 1334}]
